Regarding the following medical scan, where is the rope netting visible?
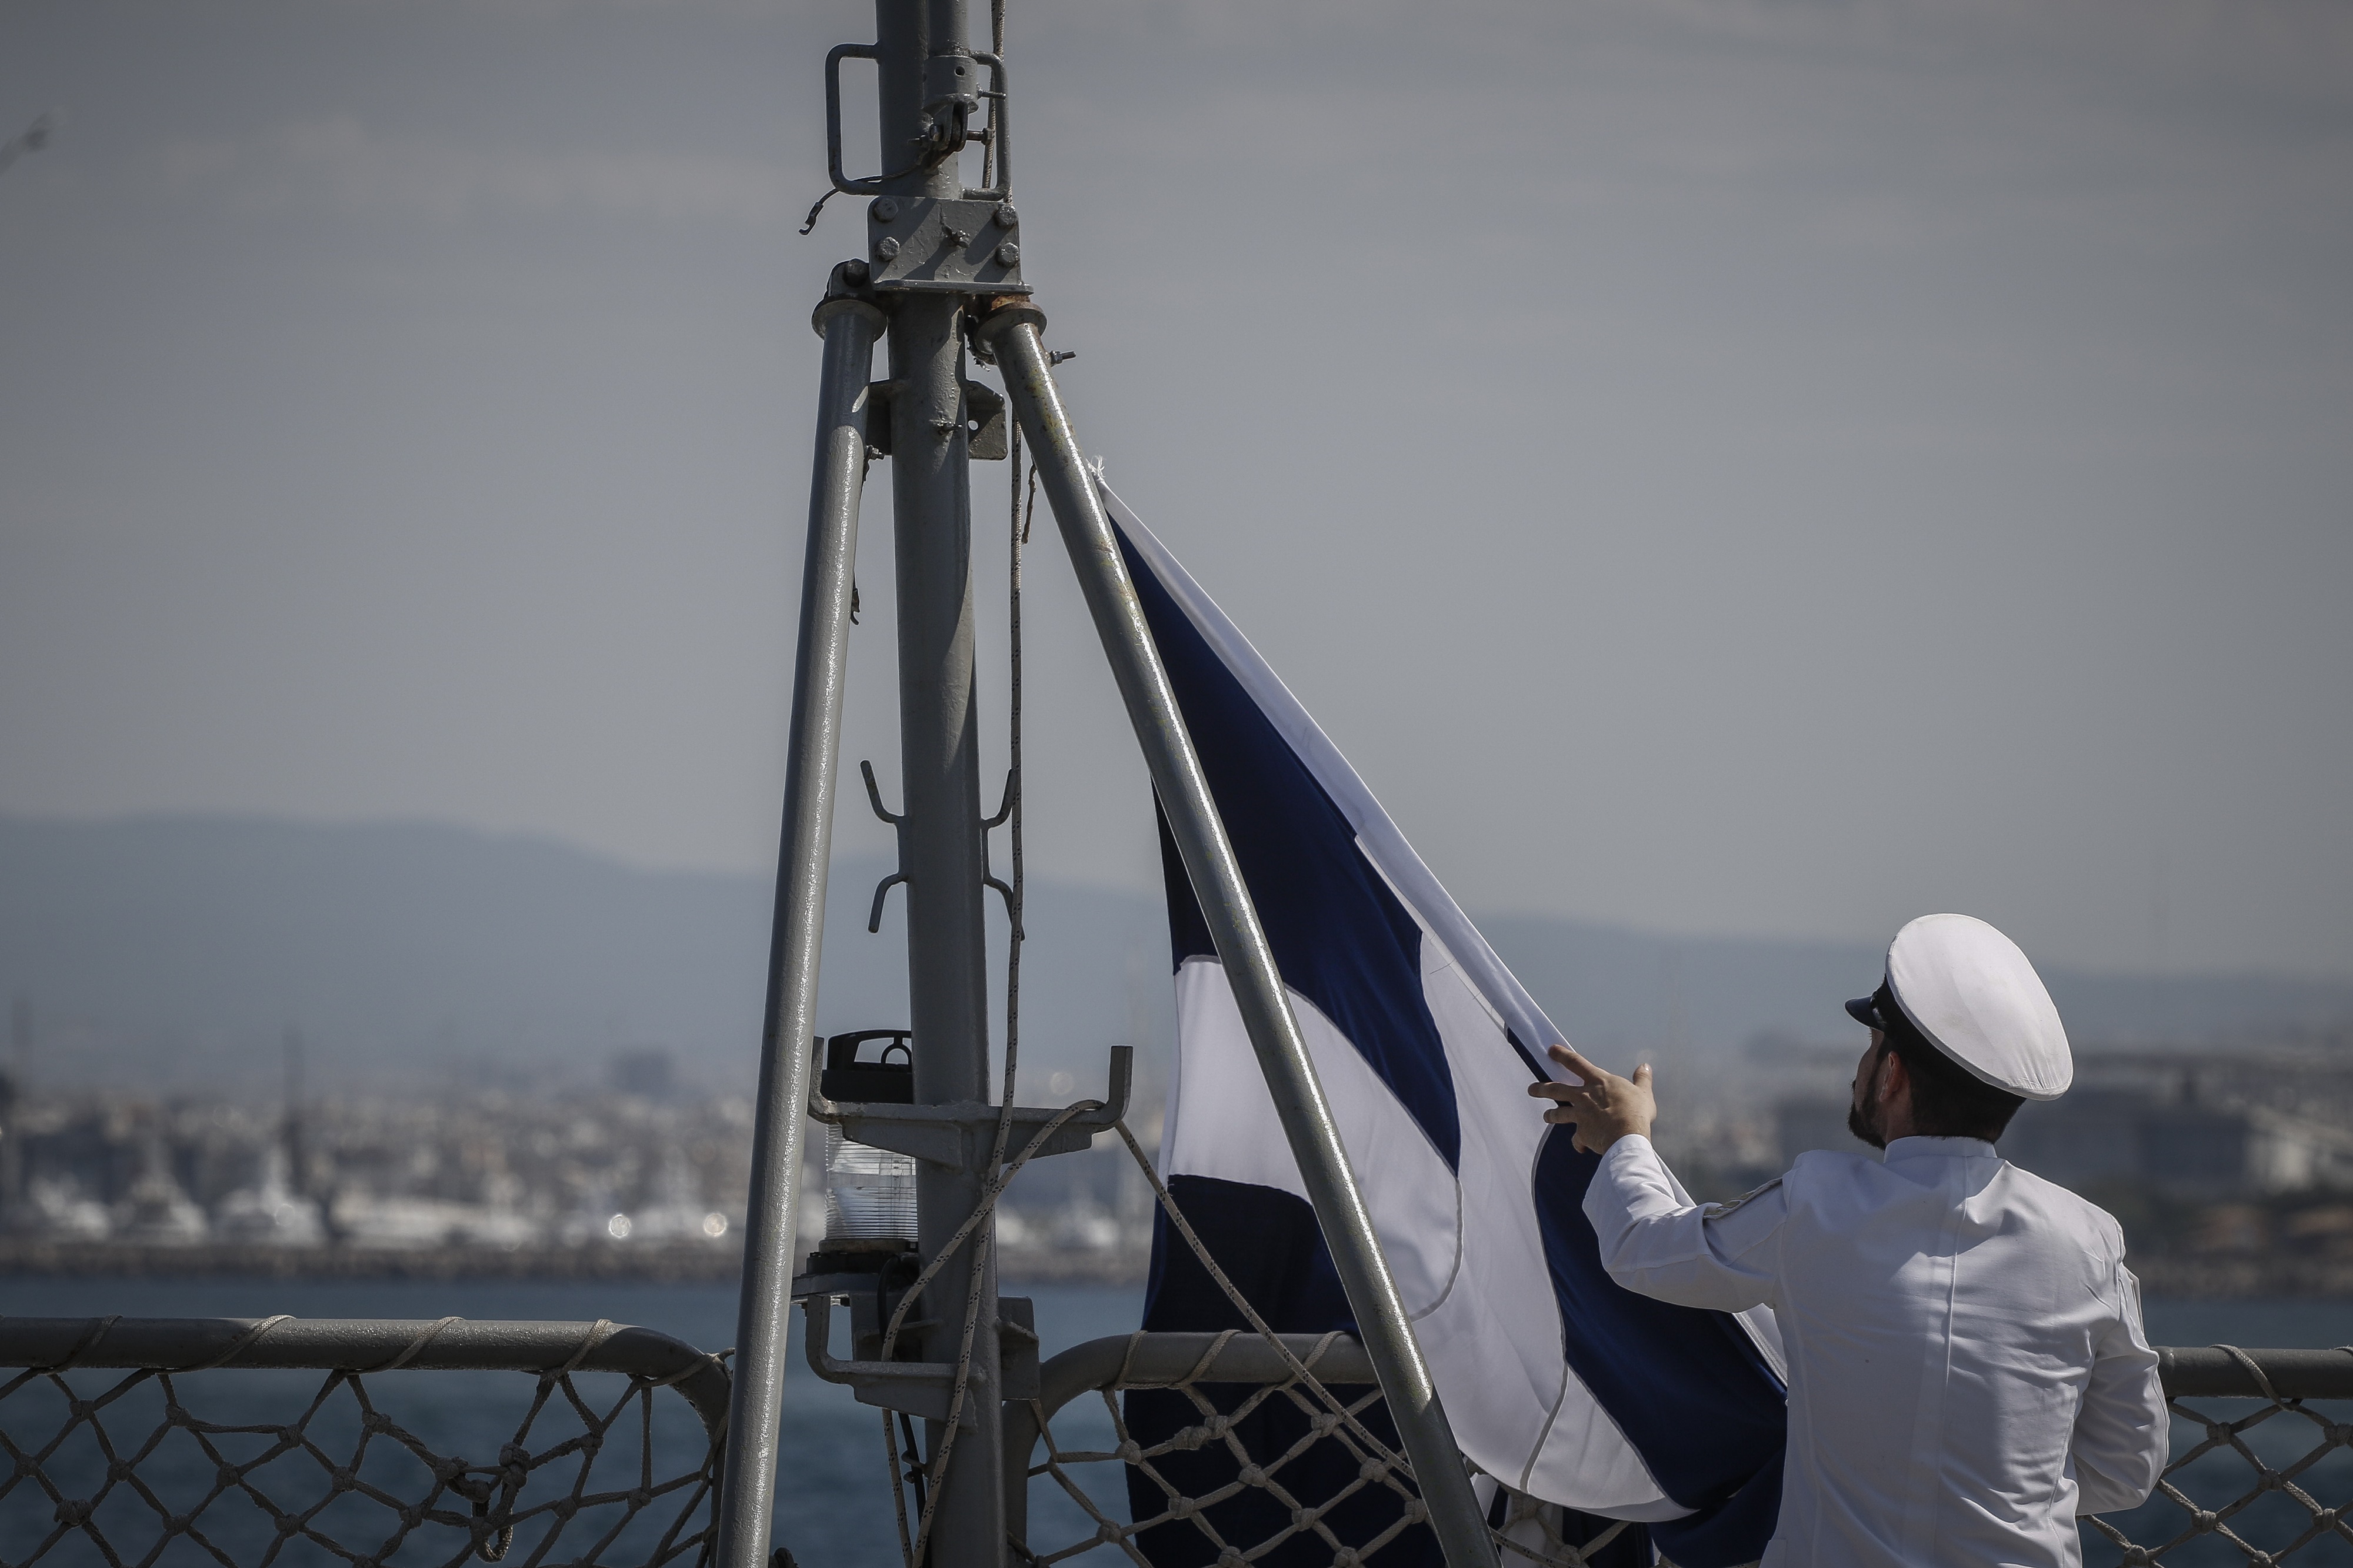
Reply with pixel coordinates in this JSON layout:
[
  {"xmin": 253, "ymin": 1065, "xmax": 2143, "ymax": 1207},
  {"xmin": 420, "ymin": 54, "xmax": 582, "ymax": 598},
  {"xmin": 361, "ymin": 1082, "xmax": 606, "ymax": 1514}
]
[
  {"xmin": 855, "ymin": 1075, "xmax": 1638, "ymax": 1568},
  {"xmin": 1014, "ymin": 1319, "xmax": 1637, "ymax": 1568},
  {"xmin": 0, "ymin": 1321, "xmax": 718, "ymax": 1568},
  {"xmin": 2084, "ymin": 1350, "xmax": 2353, "ymax": 1567}
]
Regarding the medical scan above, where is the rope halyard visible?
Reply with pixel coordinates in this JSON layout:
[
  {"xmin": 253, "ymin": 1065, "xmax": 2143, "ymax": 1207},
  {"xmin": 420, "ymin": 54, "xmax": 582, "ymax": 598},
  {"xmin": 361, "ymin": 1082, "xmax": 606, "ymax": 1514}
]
[{"xmin": 882, "ymin": 1097, "xmax": 1105, "ymax": 1566}]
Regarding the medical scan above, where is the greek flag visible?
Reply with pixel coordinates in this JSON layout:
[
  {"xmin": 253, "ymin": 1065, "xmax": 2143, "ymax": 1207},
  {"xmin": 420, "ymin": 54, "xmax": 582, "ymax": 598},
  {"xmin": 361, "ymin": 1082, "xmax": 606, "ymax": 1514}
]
[{"xmin": 1107, "ymin": 487, "xmax": 1788, "ymax": 1568}]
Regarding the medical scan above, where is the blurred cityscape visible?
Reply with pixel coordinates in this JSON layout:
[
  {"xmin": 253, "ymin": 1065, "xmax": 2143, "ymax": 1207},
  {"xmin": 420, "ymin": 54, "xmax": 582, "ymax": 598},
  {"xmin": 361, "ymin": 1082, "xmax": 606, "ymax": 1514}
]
[
  {"xmin": 0, "ymin": 1038, "xmax": 1157, "ymax": 1284},
  {"xmin": 2, "ymin": 1026, "xmax": 2348, "ymax": 1295},
  {"xmin": 1657, "ymin": 1030, "xmax": 2353, "ymax": 1297}
]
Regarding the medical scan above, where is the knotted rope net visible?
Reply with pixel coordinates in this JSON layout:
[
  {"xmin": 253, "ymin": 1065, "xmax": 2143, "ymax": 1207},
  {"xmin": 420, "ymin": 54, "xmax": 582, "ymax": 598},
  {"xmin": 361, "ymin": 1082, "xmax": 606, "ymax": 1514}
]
[
  {"xmin": 2082, "ymin": 1345, "xmax": 2353, "ymax": 1567},
  {"xmin": 864, "ymin": 1082, "xmax": 1637, "ymax": 1568},
  {"xmin": 0, "ymin": 1317, "xmax": 718, "ymax": 1567}
]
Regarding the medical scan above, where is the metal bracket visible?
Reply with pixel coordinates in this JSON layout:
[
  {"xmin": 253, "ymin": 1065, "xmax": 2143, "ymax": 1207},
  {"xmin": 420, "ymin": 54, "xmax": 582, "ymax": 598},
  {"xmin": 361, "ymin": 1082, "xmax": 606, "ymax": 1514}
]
[
  {"xmin": 827, "ymin": 44, "xmax": 1011, "ymax": 201},
  {"xmin": 809, "ymin": 1046, "xmax": 1131, "ymax": 1173},
  {"xmin": 824, "ymin": 44, "xmax": 887, "ymax": 196},
  {"xmin": 868, "ymin": 196, "xmax": 1027, "ymax": 296},
  {"xmin": 858, "ymin": 379, "xmax": 1006, "ymax": 460},
  {"xmin": 798, "ymin": 1291, "xmax": 1039, "ymax": 1423},
  {"xmin": 799, "ymin": 1292, "xmax": 969, "ymax": 1426},
  {"xmin": 861, "ymin": 760, "xmax": 909, "ymax": 932},
  {"xmin": 855, "ymin": 385, "xmax": 899, "ymax": 459},
  {"xmin": 963, "ymin": 381, "xmax": 1008, "ymax": 460}
]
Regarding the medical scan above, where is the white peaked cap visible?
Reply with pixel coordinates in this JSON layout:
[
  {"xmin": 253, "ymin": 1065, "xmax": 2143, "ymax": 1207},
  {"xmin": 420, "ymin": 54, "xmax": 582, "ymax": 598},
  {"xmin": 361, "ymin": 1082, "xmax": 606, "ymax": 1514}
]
[{"xmin": 1886, "ymin": 913, "xmax": 2073, "ymax": 1101}]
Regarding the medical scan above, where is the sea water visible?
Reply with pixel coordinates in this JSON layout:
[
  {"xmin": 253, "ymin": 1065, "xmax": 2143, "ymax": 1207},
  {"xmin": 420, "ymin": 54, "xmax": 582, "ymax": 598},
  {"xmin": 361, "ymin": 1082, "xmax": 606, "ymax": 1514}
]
[{"xmin": 0, "ymin": 1277, "xmax": 2342, "ymax": 1566}]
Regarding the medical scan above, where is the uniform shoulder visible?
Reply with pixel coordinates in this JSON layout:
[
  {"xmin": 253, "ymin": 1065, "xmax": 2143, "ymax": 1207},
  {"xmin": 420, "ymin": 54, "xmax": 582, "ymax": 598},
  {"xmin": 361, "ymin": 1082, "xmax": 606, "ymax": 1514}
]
[
  {"xmin": 1995, "ymin": 1155, "xmax": 2130, "ymax": 1253},
  {"xmin": 1779, "ymin": 1147, "xmax": 1878, "ymax": 1199},
  {"xmin": 1705, "ymin": 1174, "xmax": 1785, "ymax": 1219},
  {"xmin": 1787, "ymin": 1147, "xmax": 1877, "ymax": 1178}
]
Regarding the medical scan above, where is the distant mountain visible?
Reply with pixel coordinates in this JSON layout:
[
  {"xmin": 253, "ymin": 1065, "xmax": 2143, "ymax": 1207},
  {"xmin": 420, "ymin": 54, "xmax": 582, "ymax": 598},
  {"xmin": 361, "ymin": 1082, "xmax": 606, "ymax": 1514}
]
[
  {"xmin": 1, "ymin": 816, "xmax": 2344, "ymax": 1099},
  {"xmin": 1478, "ymin": 916, "xmax": 2353, "ymax": 1066},
  {"xmin": 0, "ymin": 816, "xmax": 1168, "ymax": 1099}
]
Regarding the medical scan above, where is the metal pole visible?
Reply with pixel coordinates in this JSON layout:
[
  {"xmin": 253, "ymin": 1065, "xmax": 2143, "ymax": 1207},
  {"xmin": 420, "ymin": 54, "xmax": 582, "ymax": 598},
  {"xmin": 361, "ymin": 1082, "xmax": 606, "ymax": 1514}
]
[
  {"xmin": 876, "ymin": 2, "xmax": 1006, "ymax": 1559},
  {"xmin": 716, "ymin": 291, "xmax": 885, "ymax": 1568},
  {"xmin": 978, "ymin": 308, "xmax": 1501, "ymax": 1568}
]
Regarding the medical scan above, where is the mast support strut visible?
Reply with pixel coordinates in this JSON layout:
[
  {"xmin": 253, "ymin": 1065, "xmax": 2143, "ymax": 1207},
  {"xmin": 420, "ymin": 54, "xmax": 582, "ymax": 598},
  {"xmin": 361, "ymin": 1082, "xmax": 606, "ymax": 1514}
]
[{"xmin": 977, "ymin": 304, "xmax": 1501, "ymax": 1568}]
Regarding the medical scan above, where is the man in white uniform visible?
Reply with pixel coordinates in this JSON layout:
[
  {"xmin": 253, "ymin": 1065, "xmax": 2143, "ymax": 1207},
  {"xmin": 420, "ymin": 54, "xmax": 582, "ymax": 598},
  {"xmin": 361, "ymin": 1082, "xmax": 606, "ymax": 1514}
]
[{"xmin": 1531, "ymin": 913, "xmax": 2168, "ymax": 1567}]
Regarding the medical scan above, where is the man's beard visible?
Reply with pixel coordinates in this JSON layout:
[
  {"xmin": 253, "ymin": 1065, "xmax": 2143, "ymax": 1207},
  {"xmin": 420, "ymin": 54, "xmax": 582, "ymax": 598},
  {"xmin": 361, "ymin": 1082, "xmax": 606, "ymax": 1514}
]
[{"xmin": 1847, "ymin": 1097, "xmax": 1886, "ymax": 1149}]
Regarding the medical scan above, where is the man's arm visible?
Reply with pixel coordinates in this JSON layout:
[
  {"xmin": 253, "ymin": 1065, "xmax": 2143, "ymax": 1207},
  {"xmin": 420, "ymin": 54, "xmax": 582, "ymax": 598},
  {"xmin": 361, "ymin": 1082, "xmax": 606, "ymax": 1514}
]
[
  {"xmin": 1534, "ymin": 1045, "xmax": 1785, "ymax": 1312},
  {"xmin": 1581, "ymin": 1134, "xmax": 1785, "ymax": 1312},
  {"xmin": 2071, "ymin": 1255, "xmax": 2168, "ymax": 1516}
]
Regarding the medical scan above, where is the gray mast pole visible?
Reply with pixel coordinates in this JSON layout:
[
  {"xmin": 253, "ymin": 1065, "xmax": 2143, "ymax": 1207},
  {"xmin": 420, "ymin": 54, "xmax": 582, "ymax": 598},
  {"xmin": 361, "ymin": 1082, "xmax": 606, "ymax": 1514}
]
[
  {"xmin": 978, "ymin": 308, "xmax": 1502, "ymax": 1568},
  {"xmin": 715, "ymin": 291, "xmax": 884, "ymax": 1568},
  {"xmin": 878, "ymin": 0, "xmax": 1007, "ymax": 1558}
]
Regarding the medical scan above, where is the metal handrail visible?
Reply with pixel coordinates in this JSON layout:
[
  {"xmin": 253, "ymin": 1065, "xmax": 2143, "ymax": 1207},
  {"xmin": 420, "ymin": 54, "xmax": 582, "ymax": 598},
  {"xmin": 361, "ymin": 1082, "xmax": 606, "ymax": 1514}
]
[
  {"xmin": 2156, "ymin": 1344, "xmax": 2353, "ymax": 1400},
  {"xmin": 0, "ymin": 1316, "xmax": 732, "ymax": 1439}
]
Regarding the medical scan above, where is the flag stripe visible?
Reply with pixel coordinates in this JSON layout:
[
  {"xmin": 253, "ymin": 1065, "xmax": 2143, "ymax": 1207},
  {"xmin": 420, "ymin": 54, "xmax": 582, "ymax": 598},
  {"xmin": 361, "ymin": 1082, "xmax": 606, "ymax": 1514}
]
[
  {"xmin": 1127, "ymin": 535, "xmax": 1461, "ymax": 1167},
  {"xmin": 1106, "ymin": 486, "xmax": 1790, "ymax": 1567},
  {"xmin": 1108, "ymin": 488, "xmax": 1561, "ymax": 1061}
]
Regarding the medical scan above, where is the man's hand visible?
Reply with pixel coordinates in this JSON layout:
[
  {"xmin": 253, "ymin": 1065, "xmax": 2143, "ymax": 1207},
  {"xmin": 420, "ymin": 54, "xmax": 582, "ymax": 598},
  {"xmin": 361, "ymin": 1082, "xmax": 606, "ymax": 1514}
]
[{"xmin": 1527, "ymin": 1044, "xmax": 1656, "ymax": 1155}]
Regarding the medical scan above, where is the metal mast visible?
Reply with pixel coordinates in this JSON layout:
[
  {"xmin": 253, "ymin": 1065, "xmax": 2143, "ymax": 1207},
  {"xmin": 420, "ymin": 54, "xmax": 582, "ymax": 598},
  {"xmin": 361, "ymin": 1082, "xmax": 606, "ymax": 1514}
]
[
  {"xmin": 722, "ymin": 2, "xmax": 1016, "ymax": 1563},
  {"xmin": 718, "ymin": 4, "xmax": 1497, "ymax": 1566},
  {"xmin": 875, "ymin": 0, "xmax": 1006, "ymax": 1554}
]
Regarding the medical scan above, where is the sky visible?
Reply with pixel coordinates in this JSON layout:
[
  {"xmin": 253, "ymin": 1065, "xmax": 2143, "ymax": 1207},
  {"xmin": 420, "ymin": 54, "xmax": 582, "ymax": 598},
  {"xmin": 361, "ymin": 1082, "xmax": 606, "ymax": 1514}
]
[{"xmin": 1, "ymin": 0, "xmax": 2347, "ymax": 979}]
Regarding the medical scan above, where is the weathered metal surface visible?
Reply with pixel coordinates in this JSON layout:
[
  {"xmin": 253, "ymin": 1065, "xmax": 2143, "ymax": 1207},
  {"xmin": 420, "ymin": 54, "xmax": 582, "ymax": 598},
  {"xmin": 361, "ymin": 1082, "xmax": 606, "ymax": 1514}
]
[
  {"xmin": 712, "ymin": 285, "xmax": 884, "ymax": 1568},
  {"xmin": 0, "ymin": 1316, "xmax": 731, "ymax": 1439},
  {"xmin": 868, "ymin": 196, "xmax": 1028, "ymax": 295},
  {"xmin": 2157, "ymin": 1345, "xmax": 2353, "ymax": 1400},
  {"xmin": 874, "ymin": 3, "xmax": 1008, "ymax": 1556},
  {"xmin": 808, "ymin": 1045, "xmax": 1131, "ymax": 1173}
]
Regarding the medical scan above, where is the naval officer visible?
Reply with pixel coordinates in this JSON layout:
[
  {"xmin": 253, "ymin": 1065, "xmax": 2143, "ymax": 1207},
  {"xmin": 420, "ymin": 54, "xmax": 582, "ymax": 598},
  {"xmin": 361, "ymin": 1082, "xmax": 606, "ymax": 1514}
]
[{"xmin": 1530, "ymin": 913, "xmax": 2168, "ymax": 1567}]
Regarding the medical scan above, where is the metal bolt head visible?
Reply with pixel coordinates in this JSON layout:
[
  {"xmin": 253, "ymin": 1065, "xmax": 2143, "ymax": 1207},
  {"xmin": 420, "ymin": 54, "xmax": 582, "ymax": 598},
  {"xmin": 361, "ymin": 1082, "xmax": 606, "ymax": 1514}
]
[
  {"xmin": 869, "ymin": 196, "xmax": 900, "ymax": 223},
  {"xmin": 842, "ymin": 258, "xmax": 870, "ymax": 285},
  {"xmin": 994, "ymin": 203, "xmax": 1018, "ymax": 229},
  {"xmin": 875, "ymin": 235, "xmax": 901, "ymax": 261},
  {"xmin": 944, "ymin": 226, "xmax": 972, "ymax": 248},
  {"xmin": 995, "ymin": 241, "xmax": 1020, "ymax": 267}
]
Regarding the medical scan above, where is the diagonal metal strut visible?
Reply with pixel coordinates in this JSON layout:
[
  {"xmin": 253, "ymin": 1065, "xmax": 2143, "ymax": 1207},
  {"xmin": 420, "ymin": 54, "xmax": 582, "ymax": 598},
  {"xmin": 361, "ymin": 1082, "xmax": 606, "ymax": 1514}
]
[
  {"xmin": 977, "ymin": 303, "xmax": 1502, "ymax": 1568},
  {"xmin": 714, "ymin": 288, "xmax": 885, "ymax": 1568}
]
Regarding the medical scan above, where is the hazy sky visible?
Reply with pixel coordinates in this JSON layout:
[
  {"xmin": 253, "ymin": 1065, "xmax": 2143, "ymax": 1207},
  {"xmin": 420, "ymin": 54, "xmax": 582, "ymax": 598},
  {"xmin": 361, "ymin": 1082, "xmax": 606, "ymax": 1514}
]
[{"xmin": 2, "ymin": 0, "xmax": 2348, "ymax": 978}]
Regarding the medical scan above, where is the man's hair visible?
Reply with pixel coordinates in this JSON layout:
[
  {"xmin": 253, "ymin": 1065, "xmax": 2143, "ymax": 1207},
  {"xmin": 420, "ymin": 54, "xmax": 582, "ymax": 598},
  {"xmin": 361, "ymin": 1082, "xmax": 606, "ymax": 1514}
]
[{"xmin": 1880, "ymin": 1012, "xmax": 2026, "ymax": 1141}]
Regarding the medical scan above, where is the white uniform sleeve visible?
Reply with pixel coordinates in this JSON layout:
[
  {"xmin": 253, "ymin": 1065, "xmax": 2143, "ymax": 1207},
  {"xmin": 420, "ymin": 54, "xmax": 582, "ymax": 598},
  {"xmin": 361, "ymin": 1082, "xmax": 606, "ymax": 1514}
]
[
  {"xmin": 2071, "ymin": 1256, "xmax": 2168, "ymax": 1515},
  {"xmin": 1579, "ymin": 1135, "xmax": 1785, "ymax": 1313}
]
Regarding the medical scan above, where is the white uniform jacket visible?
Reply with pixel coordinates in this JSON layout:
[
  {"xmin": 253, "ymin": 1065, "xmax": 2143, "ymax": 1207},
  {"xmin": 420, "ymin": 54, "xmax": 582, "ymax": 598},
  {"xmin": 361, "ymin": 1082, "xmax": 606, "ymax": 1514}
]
[{"xmin": 1583, "ymin": 1134, "xmax": 2167, "ymax": 1568}]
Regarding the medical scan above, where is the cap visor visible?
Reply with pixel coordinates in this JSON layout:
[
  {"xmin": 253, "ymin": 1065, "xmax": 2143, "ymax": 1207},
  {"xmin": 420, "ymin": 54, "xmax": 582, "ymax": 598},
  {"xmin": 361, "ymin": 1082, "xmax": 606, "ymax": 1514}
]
[{"xmin": 1844, "ymin": 996, "xmax": 1880, "ymax": 1029}]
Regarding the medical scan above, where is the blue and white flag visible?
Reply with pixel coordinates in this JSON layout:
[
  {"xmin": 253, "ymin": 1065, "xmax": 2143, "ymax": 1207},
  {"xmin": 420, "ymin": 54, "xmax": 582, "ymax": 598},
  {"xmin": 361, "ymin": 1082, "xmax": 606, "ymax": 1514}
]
[{"xmin": 1106, "ymin": 486, "xmax": 1789, "ymax": 1568}]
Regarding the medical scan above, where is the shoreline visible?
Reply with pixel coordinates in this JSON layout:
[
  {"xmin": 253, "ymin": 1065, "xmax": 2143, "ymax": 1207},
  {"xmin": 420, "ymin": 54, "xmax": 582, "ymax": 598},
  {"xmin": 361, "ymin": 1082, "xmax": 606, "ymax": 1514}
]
[
  {"xmin": 0, "ymin": 1239, "xmax": 1152, "ymax": 1288},
  {"xmin": 0, "ymin": 1241, "xmax": 2339, "ymax": 1299}
]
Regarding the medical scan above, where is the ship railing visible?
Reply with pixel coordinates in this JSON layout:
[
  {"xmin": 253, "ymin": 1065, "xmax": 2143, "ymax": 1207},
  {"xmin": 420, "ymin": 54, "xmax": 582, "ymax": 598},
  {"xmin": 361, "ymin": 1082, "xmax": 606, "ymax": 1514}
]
[
  {"xmin": 0, "ymin": 1319, "xmax": 2344, "ymax": 1567},
  {"xmin": 2083, "ymin": 1344, "xmax": 2353, "ymax": 1568},
  {"xmin": 1007, "ymin": 1336, "xmax": 2353, "ymax": 1568},
  {"xmin": 0, "ymin": 1315, "xmax": 725, "ymax": 1567}
]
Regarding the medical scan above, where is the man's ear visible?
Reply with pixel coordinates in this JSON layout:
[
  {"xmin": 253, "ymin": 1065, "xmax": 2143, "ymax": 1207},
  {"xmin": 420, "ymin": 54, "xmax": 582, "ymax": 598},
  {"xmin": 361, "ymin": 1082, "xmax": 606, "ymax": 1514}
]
[{"xmin": 1878, "ymin": 1046, "xmax": 1910, "ymax": 1107}]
